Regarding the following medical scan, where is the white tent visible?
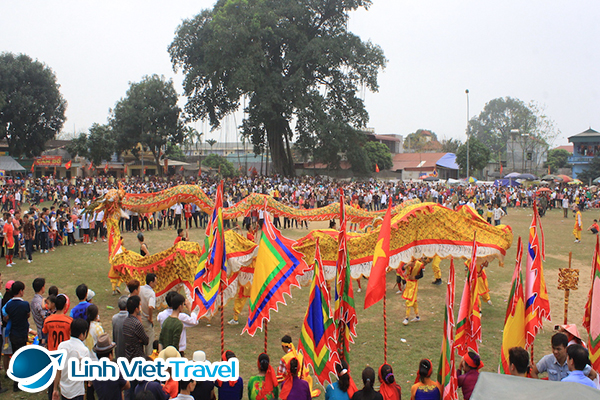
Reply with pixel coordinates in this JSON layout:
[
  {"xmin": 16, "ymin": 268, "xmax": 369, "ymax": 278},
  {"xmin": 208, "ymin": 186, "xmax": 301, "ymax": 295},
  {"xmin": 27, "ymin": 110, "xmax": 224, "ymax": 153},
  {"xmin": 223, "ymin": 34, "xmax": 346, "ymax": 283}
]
[{"xmin": 471, "ymin": 372, "xmax": 599, "ymax": 400}]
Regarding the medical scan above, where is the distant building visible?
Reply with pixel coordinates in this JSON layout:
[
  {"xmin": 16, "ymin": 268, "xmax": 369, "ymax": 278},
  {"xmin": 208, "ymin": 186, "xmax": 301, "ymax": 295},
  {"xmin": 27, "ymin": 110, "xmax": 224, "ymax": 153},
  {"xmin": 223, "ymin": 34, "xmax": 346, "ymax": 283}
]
[
  {"xmin": 364, "ymin": 130, "xmax": 403, "ymax": 154},
  {"xmin": 391, "ymin": 152, "xmax": 459, "ymax": 180},
  {"xmin": 568, "ymin": 128, "xmax": 600, "ymax": 178}
]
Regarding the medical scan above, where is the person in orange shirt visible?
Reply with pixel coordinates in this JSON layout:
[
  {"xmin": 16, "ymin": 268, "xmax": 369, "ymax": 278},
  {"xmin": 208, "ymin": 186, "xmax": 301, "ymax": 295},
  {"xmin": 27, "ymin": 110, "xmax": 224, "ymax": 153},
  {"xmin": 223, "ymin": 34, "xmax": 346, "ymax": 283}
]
[
  {"xmin": 43, "ymin": 294, "xmax": 72, "ymax": 351},
  {"xmin": 173, "ymin": 228, "xmax": 188, "ymax": 246},
  {"xmin": 3, "ymin": 214, "xmax": 14, "ymax": 267}
]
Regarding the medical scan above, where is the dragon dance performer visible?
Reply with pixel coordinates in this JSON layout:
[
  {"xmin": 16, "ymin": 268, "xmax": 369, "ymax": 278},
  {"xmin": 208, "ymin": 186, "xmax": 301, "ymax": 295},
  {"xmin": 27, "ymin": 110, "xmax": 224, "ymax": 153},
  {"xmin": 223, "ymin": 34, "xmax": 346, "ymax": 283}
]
[
  {"xmin": 402, "ymin": 258, "xmax": 428, "ymax": 326},
  {"xmin": 573, "ymin": 204, "xmax": 582, "ymax": 243},
  {"xmin": 277, "ymin": 335, "xmax": 320, "ymax": 397},
  {"xmin": 430, "ymin": 255, "xmax": 442, "ymax": 285}
]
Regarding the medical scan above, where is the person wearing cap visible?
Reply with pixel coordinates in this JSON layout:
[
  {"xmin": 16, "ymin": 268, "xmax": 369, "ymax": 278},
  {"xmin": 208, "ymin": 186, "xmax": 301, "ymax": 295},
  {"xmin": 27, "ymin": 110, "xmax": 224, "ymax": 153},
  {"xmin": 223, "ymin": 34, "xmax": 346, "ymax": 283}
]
[
  {"xmin": 457, "ymin": 351, "xmax": 483, "ymax": 400},
  {"xmin": 91, "ymin": 333, "xmax": 130, "ymax": 400},
  {"xmin": 558, "ymin": 324, "xmax": 588, "ymax": 348},
  {"xmin": 191, "ymin": 351, "xmax": 216, "ymax": 400},
  {"xmin": 157, "ymin": 346, "xmax": 183, "ymax": 398}
]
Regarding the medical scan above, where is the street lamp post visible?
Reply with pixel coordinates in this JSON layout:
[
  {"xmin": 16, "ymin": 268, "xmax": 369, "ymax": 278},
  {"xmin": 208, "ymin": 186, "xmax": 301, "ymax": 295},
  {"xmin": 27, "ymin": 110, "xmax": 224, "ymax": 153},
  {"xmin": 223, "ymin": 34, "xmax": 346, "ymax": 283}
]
[{"xmin": 466, "ymin": 89, "xmax": 470, "ymax": 179}]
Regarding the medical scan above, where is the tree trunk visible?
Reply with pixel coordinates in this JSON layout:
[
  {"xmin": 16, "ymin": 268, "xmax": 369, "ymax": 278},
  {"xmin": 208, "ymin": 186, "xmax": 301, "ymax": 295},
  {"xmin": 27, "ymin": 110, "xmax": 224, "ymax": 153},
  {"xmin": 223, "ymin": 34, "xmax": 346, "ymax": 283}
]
[{"xmin": 266, "ymin": 118, "xmax": 295, "ymax": 176}]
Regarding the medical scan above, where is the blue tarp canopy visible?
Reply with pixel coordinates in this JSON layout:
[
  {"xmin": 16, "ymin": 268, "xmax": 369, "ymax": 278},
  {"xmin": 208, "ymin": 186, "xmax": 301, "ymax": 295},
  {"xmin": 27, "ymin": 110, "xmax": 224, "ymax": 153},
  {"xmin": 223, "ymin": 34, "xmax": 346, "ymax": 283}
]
[
  {"xmin": 435, "ymin": 153, "xmax": 459, "ymax": 170},
  {"xmin": 494, "ymin": 179, "xmax": 521, "ymax": 187}
]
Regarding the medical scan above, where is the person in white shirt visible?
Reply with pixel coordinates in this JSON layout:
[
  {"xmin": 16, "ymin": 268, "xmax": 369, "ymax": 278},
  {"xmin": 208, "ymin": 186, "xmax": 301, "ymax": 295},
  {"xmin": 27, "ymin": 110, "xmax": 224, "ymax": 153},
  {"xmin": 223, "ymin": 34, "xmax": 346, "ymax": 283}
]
[
  {"xmin": 52, "ymin": 319, "xmax": 92, "ymax": 400},
  {"xmin": 156, "ymin": 292, "xmax": 198, "ymax": 355},
  {"xmin": 174, "ymin": 380, "xmax": 196, "ymax": 400},
  {"xmin": 140, "ymin": 273, "xmax": 157, "ymax": 356},
  {"xmin": 493, "ymin": 203, "xmax": 505, "ymax": 226}
]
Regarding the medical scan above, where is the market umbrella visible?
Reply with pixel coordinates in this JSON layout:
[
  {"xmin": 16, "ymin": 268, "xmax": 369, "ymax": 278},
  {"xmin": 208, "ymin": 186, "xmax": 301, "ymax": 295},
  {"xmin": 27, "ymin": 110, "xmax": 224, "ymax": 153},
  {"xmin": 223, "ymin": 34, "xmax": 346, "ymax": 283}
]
[
  {"xmin": 467, "ymin": 176, "xmax": 478, "ymax": 183},
  {"xmin": 593, "ymin": 177, "xmax": 600, "ymax": 184},
  {"xmin": 423, "ymin": 176, "xmax": 439, "ymax": 182},
  {"xmin": 568, "ymin": 179, "xmax": 583, "ymax": 185},
  {"xmin": 516, "ymin": 173, "xmax": 538, "ymax": 180},
  {"xmin": 541, "ymin": 174, "xmax": 557, "ymax": 181},
  {"xmin": 556, "ymin": 174, "xmax": 572, "ymax": 183},
  {"xmin": 537, "ymin": 187, "xmax": 551, "ymax": 193},
  {"xmin": 504, "ymin": 172, "xmax": 520, "ymax": 178}
]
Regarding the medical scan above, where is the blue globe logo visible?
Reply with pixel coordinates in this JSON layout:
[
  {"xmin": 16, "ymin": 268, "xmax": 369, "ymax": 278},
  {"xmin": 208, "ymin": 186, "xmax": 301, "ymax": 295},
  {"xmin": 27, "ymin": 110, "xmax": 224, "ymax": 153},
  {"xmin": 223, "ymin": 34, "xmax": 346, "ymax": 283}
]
[{"xmin": 8, "ymin": 346, "xmax": 66, "ymax": 393}]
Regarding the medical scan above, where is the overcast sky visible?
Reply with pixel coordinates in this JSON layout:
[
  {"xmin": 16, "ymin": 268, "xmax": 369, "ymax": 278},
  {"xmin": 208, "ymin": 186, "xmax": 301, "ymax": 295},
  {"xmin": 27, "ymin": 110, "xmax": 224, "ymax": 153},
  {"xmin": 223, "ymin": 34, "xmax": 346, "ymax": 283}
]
[{"xmin": 2, "ymin": 0, "xmax": 599, "ymax": 146}]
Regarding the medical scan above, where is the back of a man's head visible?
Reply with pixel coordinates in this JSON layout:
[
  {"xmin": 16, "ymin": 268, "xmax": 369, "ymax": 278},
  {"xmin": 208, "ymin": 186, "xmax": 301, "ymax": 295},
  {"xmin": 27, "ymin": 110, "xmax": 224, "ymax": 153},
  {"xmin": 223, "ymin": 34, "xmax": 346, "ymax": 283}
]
[
  {"xmin": 127, "ymin": 295, "xmax": 141, "ymax": 314},
  {"xmin": 567, "ymin": 344, "xmax": 589, "ymax": 371},
  {"xmin": 75, "ymin": 283, "xmax": 88, "ymax": 301},
  {"xmin": 146, "ymin": 273, "xmax": 156, "ymax": 285},
  {"xmin": 117, "ymin": 295, "xmax": 128, "ymax": 311},
  {"xmin": 508, "ymin": 347, "xmax": 530, "ymax": 375},
  {"xmin": 55, "ymin": 294, "xmax": 67, "ymax": 311},
  {"xmin": 11, "ymin": 281, "xmax": 25, "ymax": 297},
  {"xmin": 71, "ymin": 318, "xmax": 89, "ymax": 339}
]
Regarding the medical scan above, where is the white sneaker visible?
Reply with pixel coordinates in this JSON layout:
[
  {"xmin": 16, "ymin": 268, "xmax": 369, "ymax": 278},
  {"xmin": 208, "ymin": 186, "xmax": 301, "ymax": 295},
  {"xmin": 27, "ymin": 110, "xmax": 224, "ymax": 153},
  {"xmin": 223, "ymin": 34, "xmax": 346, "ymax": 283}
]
[
  {"xmin": 487, "ymin": 300, "xmax": 493, "ymax": 306},
  {"xmin": 6, "ymin": 264, "xmax": 11, "ymax": 268},
  {"xmin": 357, "ymin": 288, "xmax": 362, "ymax": 293},
  {"xmin": 227, "ymin": 319, "xmax": 239, "ymax": 325},
  {"xmin": 411, "ymin": 316, "xmax": 420, "ymax": 322},
  {"xmin": 10, "ymin": 263, "xmax": 16, "ymax": 266},
  {"xmin": 396, "ymin": 290, "xmax": 402, "ymax": 294},
  {"xmin": 40, "ymin": 250, "xmax": 43, "ymax": 253},
  {"xmin": 402, "ymin": 318, "xmax": 409, "ymax": 326},
  {"xmin": 44, "ymin": 250, "xmax": 48, "ymax": 253},
  {"xmin": 27, "ymin": 260, "xmax": 31, "ymax": 263}
]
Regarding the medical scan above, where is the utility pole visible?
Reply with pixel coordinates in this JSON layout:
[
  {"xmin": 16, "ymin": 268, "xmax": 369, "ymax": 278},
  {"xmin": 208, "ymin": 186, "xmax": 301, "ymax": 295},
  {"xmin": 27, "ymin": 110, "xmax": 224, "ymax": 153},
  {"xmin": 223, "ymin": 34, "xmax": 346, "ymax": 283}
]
[{"xmin": 466, "ymin": 89, "xmax": 470, "ymax": 179}]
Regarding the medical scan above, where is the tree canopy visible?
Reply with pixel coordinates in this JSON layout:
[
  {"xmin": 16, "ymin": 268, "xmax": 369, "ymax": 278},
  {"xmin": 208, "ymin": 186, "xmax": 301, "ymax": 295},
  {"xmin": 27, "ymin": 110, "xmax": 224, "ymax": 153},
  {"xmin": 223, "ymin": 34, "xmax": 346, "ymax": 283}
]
[
  {"xmin": 456, "ymin": 137, "xmax": 491, "ymax": 176},
  {"xmin": 469, "ymin": 97, "xmax": 559, "ymax": 166},
  {"xmin": 440, "ymin": 138, "xmax": 462, "ymax": 154},
  {"xmin": 577, "ymin": 156, "xmax": 600, "ymax": 184},
  {"xmin": 67, "ymin": 124, "xmax": 116, "ymax": 166},
  {"xmin": 403, "ymin": 129, "xmax": 441, "ymax": 152},
  {"xmin": 0, "ymin": 53, "xmax": 67, "ymax": 157},
  {"xmin": 364, "ymin": 141, "xmax": 392, "ymax": 172},
  {"xmin": 545, "ymin": 148, "xmax": 571, "ymax": 174},
  {"xmin": 169, "ymin": 0, "xmax": 386, "ymax": 176},
  {"xmin": 110, "ymin": 75, "xmax": 184, "ymax": 174},
  {"xmin": 202, "ymin": 153, "xmax": 237, "ymax": 177}
]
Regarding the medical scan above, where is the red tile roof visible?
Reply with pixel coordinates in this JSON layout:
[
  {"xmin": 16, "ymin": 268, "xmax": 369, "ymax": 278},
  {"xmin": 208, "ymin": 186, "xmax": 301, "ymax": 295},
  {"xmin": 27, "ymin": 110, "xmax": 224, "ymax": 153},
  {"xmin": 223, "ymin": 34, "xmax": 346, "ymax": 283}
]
[
  {"xmin": 392, "ymin": 153, "xmax": 446, "ymax": 171},
  {"xmin": 552, "ymin": 144, "xmax": 573, "ymax": 153}
]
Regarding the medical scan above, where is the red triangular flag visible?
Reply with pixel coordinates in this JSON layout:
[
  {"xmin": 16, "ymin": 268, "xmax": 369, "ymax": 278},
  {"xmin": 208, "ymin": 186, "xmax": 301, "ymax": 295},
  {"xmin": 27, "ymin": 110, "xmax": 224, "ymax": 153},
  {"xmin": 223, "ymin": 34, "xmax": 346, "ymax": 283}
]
[
  {"xmin": 364, "ymin": 202, "xmax": 391, "ymax": 309},
  {"xmin": 104, "ymin": 164, "xmax": 109, "ymax": 173},
  {"xmin": 30, "ymin": 162, "xmax": 35, "ymax": 173},
  {"xmin": 143, "ymin": 166, "xmax": 147, "ymax": 175},
  {"xmin": 124, "ymin": 164, "xmax": 128, "ymax": 174},
  {"xmin": 180, "ymin": 166, "xmax": 184, "ymax": 172},
  {"xmin": 375, "ymin": 164, "xmax": 380, "ymax": 173},
  {"xmin": 198, "ymin": 165, "xmax": 202, "ymax": 177},
  {"xmin": 88, "ymin": 162, "xmax": 93, "ymax": 170},
  {"xmin": 65, "ymin": 160, "xmax": 72, "ymax": 170}
]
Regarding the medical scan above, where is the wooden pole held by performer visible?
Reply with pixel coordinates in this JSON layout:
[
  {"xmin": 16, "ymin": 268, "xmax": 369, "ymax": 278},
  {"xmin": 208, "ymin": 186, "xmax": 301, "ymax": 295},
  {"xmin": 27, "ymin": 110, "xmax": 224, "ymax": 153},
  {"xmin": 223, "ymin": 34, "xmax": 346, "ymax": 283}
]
[
  {"xmin": 264, "ymin": 320, "xmax": 268, "ymax": 354},
  {"xmin": 383, "ymin": 291, "xmax": 388, "ymax": 364},
  {"xmin": 220, "ymin": 289, "xmax": 225, "ymax": 355},
  {"xmin": 558, "ymin": 251, "xmax": 579, "ymax": 325}
]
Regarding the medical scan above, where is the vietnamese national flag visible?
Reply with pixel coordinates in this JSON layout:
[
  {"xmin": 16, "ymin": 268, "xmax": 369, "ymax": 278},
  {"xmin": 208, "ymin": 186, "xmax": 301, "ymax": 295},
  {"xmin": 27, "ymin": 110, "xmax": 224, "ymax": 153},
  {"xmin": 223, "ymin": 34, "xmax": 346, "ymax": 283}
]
[
  {"xmin": 375, "ymin": 164, "xmax": 380, "ymax": 173},
  {"xmin": 500, "ymin": 163, "xmax": 503, "ymax": 176},
  {"xmin": 104, "ymin": 164, "xmax": 109, "ymax": 173},
  {"xmin": 88, "ymin": 162, "xmax": 93, "ymax": 170},
  {"xmin": 65, "ymin": 160, "xmax": 72, "ymax": 170},
  {"xmin": 124, "ymin": 164, "xmax": 128, "ymax": 174},
  {"xmin": 180, "ymin": 166, "xmax": 184, "ymax": 173},
  {"xmin": 364, "ymin": 202, "xmax": 391, "ymax": 309},
  {"xmin": 143, "ymin": 166, "xmax": 147, "ymax": 175},
  {"xmin": 30, "ymin": 162, "xmax": 35, "ymax": 173},
  {"xmin": 198, "ymin": 165, "xmax": 202, "ymax": 177}
]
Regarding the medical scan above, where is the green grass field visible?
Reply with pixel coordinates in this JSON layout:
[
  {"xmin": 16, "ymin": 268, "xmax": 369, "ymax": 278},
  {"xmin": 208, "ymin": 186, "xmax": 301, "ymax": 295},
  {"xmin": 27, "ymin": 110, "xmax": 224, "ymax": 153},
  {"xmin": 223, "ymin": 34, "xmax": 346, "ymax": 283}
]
[{"xmin": 3, "ymin": 204, "xmax": 598, "ymax": 398}]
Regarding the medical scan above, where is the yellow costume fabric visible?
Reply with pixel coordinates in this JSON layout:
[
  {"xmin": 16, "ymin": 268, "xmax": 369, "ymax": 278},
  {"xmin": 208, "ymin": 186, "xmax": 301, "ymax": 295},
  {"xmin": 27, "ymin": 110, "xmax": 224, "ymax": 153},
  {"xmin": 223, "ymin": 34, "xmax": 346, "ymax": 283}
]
[
  {"xmin": 573, "ymin": 211, "xmax": 582, "ymax": 241},
  {"xmin": 232, "ymin": 283, "xmax": 251, "ymax": 321},
  {"xmin": 278, "ymin": 344, "xmax": 320, "ymax": 397},
  {"xmin": 402, "ymin": 261, "xmax": 424, "ymax": 317},
  {"xmin": 431, "ymin": 256, "xmax": 442, "ymax": 280},
  {"xmin": 476, "ymin": 263, "xmax": 491, "ymax": 303}
]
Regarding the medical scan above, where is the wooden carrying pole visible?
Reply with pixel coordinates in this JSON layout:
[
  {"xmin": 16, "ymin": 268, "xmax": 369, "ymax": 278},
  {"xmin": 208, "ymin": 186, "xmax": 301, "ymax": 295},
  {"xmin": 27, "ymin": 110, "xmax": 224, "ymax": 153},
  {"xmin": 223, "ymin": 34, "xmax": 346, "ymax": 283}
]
[
  {"xmin": 383, "ymin": 291, "xmax": 388, "ymax": 363},
  {"xmin": 264, "ymin": 320, "xmax": 268, "ymax": 354}
]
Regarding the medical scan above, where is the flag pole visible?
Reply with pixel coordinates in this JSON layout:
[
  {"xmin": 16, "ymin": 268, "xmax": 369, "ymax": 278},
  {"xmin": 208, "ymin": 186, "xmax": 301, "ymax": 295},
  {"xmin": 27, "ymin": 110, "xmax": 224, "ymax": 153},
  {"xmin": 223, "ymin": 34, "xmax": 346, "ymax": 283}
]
[
  {"xmin": 220, "ymin": 288, "xmax": 225, "ymax": 355},
  {"xmin": 264, "ymin": 320, "xmax": 268, "ymax": 354},
  {"xmin": 383, "ymin": 290, "xmax": 388, "ymax": 363}
]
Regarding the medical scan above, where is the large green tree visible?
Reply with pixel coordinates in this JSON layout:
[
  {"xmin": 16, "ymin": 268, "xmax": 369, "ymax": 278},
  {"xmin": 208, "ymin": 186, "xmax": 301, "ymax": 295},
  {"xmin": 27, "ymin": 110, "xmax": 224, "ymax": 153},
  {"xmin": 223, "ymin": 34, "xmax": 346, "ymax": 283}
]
[
  {"xmin": 577, "ymin": 156, "xmax": 600, "ymax": 184},
  {"xmin": 202, "ymin": 153, "xmax": 237, "ymax": 177},
  {"xmin": 169, "ymin": 0, "xmax": 386, "ymax": 176},
  {"xmin": 456, "ymin": 138, "xmax": 491, "ymax": 176},
  {"xmin": 67, "ymin": 123, "xmax": 116, "ymax": 166},
  {"xmin": 0, "ymin": 53, "xmax": 67, "ymax": 157},
  {"xmin": 111, "ymin": 75, "xmax": 184, "ymax": 174},
  {"xmin": 544, "ymin": 148, "xmax": 571, "ymax": 174},
  {"xmin": 364, "ymin": 141, "xmax": 392, "ymax": 171}
]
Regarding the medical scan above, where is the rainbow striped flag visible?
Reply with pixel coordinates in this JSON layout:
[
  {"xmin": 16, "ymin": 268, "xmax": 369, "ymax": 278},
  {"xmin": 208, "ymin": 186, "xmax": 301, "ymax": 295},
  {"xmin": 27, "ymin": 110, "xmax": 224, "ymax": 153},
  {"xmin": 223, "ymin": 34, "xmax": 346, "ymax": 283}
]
[
  {"xmin": 437, "ymin": 259, "xmax": 458, "ymax": 400},
  {"xmin": 525, "ymin": 202, "xmax": 551, "ymax": 346},
  {"xmin": 455, "ymin": 235, "xmax": 481, "ymax": 357},
  {"xmin": 243, "ymin": 212, "xmax": 309, "ymax": 336},
  {"xmin": 583, "ymin": 235, "xmax": 600, "ymax": 370},
  {"xmin": 299, "ymin": 240, "xmax": 341, "ymax": 385},
  {"xmin": 499, "ymin": 237, "xmax": 526, "ymax": 374},
  {"xmin": 334, "ymin": 193, "xmax": 357, "ymax": 362},
  {"xmin": 192, "ymin": 183, "xmax": 225, "ymax": 318}
]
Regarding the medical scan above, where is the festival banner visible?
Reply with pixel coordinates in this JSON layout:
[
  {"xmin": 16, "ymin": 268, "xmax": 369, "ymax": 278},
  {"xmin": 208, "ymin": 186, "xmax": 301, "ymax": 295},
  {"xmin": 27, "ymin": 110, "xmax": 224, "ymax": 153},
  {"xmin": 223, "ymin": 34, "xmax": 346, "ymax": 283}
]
[
  {"xmin": 335, "ymin": 192, "xmax": 357, "ymax": 362},
  {"xmin": 583, "ymin": 235, "xmax": 600, "ymax": 370},
  {"xmin": 65, "ymin": 160, "xmax": 72, "ymax": 170},
  {"xmin": 438, "ymin": 259, "xmax": 458, "ymax": 400},
  {"xmin": 455, "ymin": 235, "xmax": 481, "ymax": 357},
  {"xmin": 525, "ymin": 202, "xmax": 551, "ymax": 346},
  {"xmin": 243, "ymin": 210, "xmax": 309, "ymax": 336},
  {"xmin": 35, "ymin": 155, "xmax": 62, "ymax": 167},
  {"xmin": 298, "ymin": 240, "xmax": 341, "ymax": 385},
  {"xmin": 499, "ymin": 237, "xmax": 526, "ymax": 374}
]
